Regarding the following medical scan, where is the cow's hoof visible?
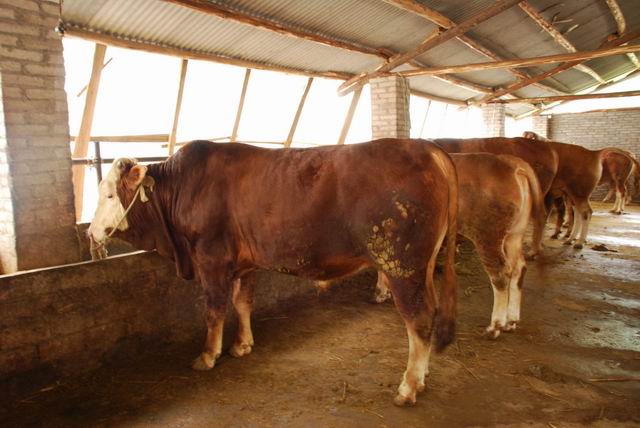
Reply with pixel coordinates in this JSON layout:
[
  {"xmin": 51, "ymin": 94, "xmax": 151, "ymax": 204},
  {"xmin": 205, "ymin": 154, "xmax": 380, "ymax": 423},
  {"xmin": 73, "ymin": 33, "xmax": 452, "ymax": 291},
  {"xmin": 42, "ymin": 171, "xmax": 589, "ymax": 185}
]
[
  {"xmin": 573, "ymin": 243, "xmax": 583, "ymax": 250},
  {"xmin": 374, "ymin": 290, "xmax": 391, "ymax": 304},
  {"xmin": 550, "ymin": 233, "xmax": 560, "ymax": 240},
  {"xmin": 416, "ymin": 379, "xmax": 426, "ymax": 393},
  {"xmin": 393, "ymin": 393, "xmax": 416, "ymax": 407},
  {"xmin": 485, "ymin": 326, "xmax": 501, "ymax": 339},
  {"xmin": 191, "ymin": 352, "xmax": 216, "ymax": 371},
  {"xmin": 230, "ymin": 342, "xmax": 252, "ymax": 358},
  {"xmin": 562, "ymin": 240, "xmax": 573, "ymax": 246},
  {"xmin": 502, "ymin": 321, "xmax": 517, "ymax": 332}
]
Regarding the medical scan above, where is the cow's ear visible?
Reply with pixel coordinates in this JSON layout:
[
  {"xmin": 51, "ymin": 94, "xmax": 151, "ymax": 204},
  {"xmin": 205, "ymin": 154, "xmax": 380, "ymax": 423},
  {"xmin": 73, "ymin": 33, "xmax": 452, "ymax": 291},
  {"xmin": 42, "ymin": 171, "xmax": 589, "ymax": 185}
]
[{"xmin": 125, "ymin": 165, "xmax": 147, "ymax": 190}]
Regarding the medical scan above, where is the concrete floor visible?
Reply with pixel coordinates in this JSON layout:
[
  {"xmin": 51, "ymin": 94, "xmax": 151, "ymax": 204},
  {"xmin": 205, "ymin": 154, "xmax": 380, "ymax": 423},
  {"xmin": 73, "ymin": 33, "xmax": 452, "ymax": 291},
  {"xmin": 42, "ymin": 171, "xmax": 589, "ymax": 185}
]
[{"xmin": 1, "ymin": 202, "xmax": 639, "ymax": 427}]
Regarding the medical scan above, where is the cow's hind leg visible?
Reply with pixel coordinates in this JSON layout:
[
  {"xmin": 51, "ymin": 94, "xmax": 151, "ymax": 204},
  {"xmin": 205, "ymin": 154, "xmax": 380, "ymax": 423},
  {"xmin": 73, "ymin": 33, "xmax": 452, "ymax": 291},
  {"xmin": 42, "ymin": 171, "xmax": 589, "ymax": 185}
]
[
  {"xmin": 385, "ymin": 264, "xmax": 436, "ymax": 406},
  {"xmin": 550, "ymin": 197, "xmax": 565, "ymax": 239},
  {"xmin": 476, "ymin": 243, "xmax": 510, "ymax": 339},
  {"xmin": 230, "ymin": 276, "xmax": 255, "ymax": 358},
  {"xmin": 603, "ymin": 187, "xmax": 615, "ymax": 202},
  {"xmin": 503, "ymin": 234, "xmax": 527, "ymax": 332},
  {"xmin": 374, "ymin": 271, "xmax": 392, "ymax": 303},
  {"xmin": 573, "ymin": 200, "xmax": 593, "ymax": 249},
  {"xmin": 192, "ymin": 261, "xmax": 232, "ymax": 371}
]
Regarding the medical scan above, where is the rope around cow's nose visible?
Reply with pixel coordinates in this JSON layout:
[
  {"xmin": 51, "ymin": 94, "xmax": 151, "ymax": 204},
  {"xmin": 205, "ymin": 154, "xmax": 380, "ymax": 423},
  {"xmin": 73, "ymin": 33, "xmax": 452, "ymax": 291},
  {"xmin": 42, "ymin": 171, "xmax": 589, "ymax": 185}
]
[{"xmin": 107, "ymin": 184, "xmax": 144, "ymax": 239}]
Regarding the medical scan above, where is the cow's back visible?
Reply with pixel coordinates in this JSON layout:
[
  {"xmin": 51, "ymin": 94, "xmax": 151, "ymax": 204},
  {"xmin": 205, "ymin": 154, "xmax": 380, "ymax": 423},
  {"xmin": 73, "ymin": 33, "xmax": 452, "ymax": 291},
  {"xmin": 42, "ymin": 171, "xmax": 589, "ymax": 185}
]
[
  {"xmin": 163, "ymin": 139, "xmax": 455, "ymax": 279},
  {"xmin": 435, "ymin": 137, "xmax": 558, "ymax": 197},
  {"xmin": 452, "ymin": 153, "xmax": 525, "ymax": 243}
]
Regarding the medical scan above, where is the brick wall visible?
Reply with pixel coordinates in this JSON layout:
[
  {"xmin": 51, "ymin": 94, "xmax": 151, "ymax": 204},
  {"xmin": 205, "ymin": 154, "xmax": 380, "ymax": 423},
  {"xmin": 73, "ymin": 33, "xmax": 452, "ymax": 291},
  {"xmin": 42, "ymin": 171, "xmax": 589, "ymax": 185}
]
[
  {"xmin": 0, "ymin": 252, "xmax": 318, "ymax": 380},
  {"xmin": 0, "ymin": 0, "xmax": 80, "ymax": 273},
  {"xmin": 370, "ymin": 75, "xmax": 411, "ymax": 139},
  {"xmin": 549, "ymin": 109, "xmax": 640, "ymax": 201},
  {"xmin": 480, "ymin": 103, "xmax": 505, "ymax": 137},
  {"xmin": 531, "ymin": 115, "xmax": 549, "ymax": 139}
]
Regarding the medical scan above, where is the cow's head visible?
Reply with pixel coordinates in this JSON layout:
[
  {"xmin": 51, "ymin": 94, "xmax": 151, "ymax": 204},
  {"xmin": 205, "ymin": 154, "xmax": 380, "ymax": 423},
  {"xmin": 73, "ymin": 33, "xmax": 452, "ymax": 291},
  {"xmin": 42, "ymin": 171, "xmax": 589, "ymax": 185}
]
[{"xmin": 87, "ymin": 158, "xmax": 149, "ymax": 258}]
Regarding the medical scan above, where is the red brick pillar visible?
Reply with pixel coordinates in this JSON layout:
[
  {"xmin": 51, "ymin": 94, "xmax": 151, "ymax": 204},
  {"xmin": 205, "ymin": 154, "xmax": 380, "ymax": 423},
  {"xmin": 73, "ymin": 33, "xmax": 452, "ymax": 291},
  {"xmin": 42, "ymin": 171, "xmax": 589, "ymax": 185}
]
[{"xmin": 0, "ymin": 0, "xmax": 80, "ymax": 272}]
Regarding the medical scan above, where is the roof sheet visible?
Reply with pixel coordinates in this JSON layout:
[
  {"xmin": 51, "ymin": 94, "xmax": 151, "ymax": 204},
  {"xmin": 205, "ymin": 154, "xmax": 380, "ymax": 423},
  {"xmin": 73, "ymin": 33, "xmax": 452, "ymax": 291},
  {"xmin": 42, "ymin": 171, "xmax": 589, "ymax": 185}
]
[{"xmin": 60, "ymin": 0, "xmax": 640, "ymax": 116}]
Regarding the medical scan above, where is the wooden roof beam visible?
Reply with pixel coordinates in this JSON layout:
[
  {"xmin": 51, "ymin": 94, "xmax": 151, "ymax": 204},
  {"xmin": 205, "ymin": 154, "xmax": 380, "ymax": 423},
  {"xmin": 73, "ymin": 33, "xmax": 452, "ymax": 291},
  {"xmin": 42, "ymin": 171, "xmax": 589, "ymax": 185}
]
[
  {"xmin": 338, "ymin": 0, "xmax": 526, "ymax": 95},
  {"xmin": 161, "ymin": 0, "xmax": 390, "ymax": 59},
  {"xmin": 604, "ymin": 0, "xmax": 640, "ymax": 68},
  {"xmin": 60, "ymin": 25, "xmax": 353, "ymax": 80},
  {"xmin": 398, "ymin": 43, "xmax": 640, "ymax": 77},
  {"xmin": 487, "ymin": 89, "xmax": 640, "ymax": 104},
  {"xmin": 519, "ymin": 1, "xmax": 606, "ymax": 84},
  {"xmin": 514, "ymin": 68, "xmax": 640, "ymax": 119},
  {"xmin": 472, "ymin": 30, "xmax": 640, "ymax": 104},
  {"xmin": 382, "ymin": 0, "xmax": 567, "ymax": 95}
]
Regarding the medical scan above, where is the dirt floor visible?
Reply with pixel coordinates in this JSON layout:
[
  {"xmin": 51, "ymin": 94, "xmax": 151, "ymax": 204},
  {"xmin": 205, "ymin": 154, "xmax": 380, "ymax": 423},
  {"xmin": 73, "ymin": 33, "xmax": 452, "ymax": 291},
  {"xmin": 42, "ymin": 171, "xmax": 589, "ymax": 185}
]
[{"xmin": 1, "ymin": 201, "xmax": 639, "ymax": 427}]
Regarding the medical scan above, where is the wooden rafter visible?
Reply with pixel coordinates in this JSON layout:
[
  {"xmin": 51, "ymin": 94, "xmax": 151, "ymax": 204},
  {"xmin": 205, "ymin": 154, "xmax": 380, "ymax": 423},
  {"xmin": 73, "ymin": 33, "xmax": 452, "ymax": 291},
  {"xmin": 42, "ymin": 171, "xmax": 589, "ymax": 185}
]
[
  {"xmin": 488, "ymin": 89, "xmax": 640, "ymax": 104},
  {"xmin": 473, "ymin": 30, "xmax": 640, "ymax": 104},
  {"xmin": 604, "ymin": 0, "xmax": 640, "ymax": 68},
  {"xmin": 383, "ymin": 0, "xmax": 567, "ymax": 95},
  {"xmin": 61, "ymin": 25, "xmax": 352, "ymax": 81},
  {"xmin": 168, "ymin": 59, "xmax": 188, "ymax": 155},
  {"xmin": 337, "ymin": 86, "xmax": 363, "ymax": 145},
  {"xmin": 338, "ymin": 0, "xmax": 526, "ymax": 95},
  {"xmin": 285, "ymin": 77, "xmax": 313, "ymax": 148},
  {"xmin": 161, "ymin": 0, "xmax": 388, "ymax": 59},
  {"xmin": 398, "ymin": 43, "xmax": 640, "ymax": 77},
  {"xmin": 231, "ymin": 69, "xmax": 251, "ymax": 143},
  {"xmin": 72, "ymin": 43, "xmax": 106, "ymax": 219},
  {"xmin": 514, "ymin": 68, "xmax": 640, "ymax": 119},
  {"xmin": 519, "ymin": 1, "xmax": 605, "ymax": 84},
  {"xmin": 410, "ymin": 89, "xmax": 466, "ymax": 106}
]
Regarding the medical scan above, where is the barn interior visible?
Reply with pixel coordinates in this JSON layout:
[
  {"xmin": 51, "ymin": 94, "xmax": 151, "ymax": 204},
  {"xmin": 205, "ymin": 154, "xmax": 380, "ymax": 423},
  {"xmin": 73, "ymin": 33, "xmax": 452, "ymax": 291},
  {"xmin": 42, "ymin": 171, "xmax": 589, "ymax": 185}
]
[{"xmin": 1, "ymin": 0, "xmax": 639, "ymax": 426}]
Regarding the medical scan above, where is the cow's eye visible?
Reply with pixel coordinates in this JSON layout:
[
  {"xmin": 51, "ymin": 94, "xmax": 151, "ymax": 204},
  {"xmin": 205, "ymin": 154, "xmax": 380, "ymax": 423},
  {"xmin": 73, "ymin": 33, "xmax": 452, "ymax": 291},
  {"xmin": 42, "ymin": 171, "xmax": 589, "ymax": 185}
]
[{"xmin": 107, "ymin": 194, "xmax": 113, "ymax": 199}]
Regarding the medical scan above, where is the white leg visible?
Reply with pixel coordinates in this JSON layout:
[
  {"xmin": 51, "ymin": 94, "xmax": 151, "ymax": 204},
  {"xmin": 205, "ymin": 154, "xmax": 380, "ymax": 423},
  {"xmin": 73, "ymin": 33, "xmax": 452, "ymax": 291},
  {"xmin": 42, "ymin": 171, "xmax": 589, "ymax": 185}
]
[
  {"xmin": 486, "ymin": 278, "xmax": 509, "ymax": 339},
  {"xmin": 574, "ymin": 204, "xmax": 592, "ymax": 249},
  {"xmin": 506, "ymin": 260, "xmax": 525, "ymax": 331},
  {"xmin": 564, "ymin": 205, "xmax": 581, "ymax": 245},
  {"xmin": 396, "ymin": 325, "xmax": 430, "ymax": 406},
  {"xmin": 230, "ymin": 279, "xmax": 255, "ymax": 358},
  {"xmin": 374, "ymin": 272, "xmax": 392, "ymax": 303}
]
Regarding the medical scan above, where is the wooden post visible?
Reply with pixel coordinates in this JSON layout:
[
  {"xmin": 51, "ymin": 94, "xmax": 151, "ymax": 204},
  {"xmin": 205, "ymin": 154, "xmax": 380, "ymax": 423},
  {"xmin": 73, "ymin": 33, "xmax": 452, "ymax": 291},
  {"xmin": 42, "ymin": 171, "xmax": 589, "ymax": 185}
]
[
  {"xmin": 419, "ymin": 100, "xmax": 432, "ymax": 137},
  {"xmin": 285, "ymin": 77, "xmax": 313, "ymax": 148},
  {"xmin": 168, "ymin": 58, "xmax": 189, "ymax": 155},
  {"xmin": 336, "ymin": 86, "xmax": 363, "ymax": 145},
  {"xmin": 231, "ymin": 68, "xmax": 251, "ymax": 143},
  {"xmin": 72, "ymin": 43, "xmax": 107, "ymax": 220}
]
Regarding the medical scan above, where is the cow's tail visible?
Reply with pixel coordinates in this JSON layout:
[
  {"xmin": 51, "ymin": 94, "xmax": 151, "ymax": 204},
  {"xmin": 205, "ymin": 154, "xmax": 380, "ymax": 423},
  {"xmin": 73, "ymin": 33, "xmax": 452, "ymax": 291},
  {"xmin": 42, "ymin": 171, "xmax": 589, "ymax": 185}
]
[
  {"xmin": 431, "ymin": 149, "xmax": 458, "ymax": 353},
  {"xmin": 516, "ymin": 164, "xmax": 545, "ymax": 259}
]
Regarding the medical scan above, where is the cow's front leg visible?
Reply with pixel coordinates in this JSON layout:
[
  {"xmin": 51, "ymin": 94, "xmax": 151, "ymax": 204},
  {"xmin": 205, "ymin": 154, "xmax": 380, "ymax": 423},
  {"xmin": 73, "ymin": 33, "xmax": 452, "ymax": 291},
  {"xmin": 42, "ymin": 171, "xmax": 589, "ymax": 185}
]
[
  {"xmin": 192, "ymin": 269, "xmax": 231, "ymax": 371},
  {"xmin": 230, "ymin": 277, "xmax": 255, "ymax": 358}
]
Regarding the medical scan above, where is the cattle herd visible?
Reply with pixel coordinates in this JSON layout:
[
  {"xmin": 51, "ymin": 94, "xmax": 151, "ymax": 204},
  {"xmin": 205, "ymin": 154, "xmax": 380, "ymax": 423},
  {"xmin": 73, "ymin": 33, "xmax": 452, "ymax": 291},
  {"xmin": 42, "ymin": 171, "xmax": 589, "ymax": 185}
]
[{"xmin": 87, "ymin": 132, "xmax": 638, "ymax": 406}]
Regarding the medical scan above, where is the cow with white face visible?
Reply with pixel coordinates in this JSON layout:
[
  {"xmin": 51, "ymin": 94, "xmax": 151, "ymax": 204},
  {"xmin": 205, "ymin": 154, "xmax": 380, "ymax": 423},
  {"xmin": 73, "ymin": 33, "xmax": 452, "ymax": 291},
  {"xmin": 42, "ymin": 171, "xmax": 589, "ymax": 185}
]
[{"xmin": 87, "ymin": 158, "xmax": 150, "ymax": 259}]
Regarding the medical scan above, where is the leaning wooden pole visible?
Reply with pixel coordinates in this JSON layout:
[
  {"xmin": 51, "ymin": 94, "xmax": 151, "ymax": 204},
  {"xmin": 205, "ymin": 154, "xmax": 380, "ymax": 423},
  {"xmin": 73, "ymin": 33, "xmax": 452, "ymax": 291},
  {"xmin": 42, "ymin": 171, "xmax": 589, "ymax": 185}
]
[
  {"xmin": 168, "ymin": 58, "xmax": 189, "ymax": 156},
  {"xmin": 336, "ymin": 86, "xmax": 363, "ymax": 145},
  {"xmin": 231, "ymin": 68, "xmax": 251, "ymax": 143},
  {"xmin": 285, "ymin": 77, "xmax": 313, "ymax": 148},
  {"xmin": 72, "ymin": 43, "xmax": 107, "ymax": 220},
  {"xmin": 487, "ymin": 89, "xmax": 640, "ymax": 104}
]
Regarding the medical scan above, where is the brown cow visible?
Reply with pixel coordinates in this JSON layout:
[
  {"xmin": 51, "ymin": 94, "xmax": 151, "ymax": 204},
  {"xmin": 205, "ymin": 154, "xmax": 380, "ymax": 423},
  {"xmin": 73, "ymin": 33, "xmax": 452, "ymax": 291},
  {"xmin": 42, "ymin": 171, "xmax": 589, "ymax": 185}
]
[
  {"xmin": 523, "ymin": 131, "xmax": 636, "ymax": 247},
  {"xmin": 434, "ymin": 137, "xmax": 559, "ymax": 258},
  {"xmin": 88, "ymin": 139, "xmax": 458, "ymax": 406},
  {"xmin": 600, "ymin": 150, "xmax": 640, "ymax": 214},
  {"xmin": 376, "ymin": 153, "xmax": 544, "ymax": 339}
]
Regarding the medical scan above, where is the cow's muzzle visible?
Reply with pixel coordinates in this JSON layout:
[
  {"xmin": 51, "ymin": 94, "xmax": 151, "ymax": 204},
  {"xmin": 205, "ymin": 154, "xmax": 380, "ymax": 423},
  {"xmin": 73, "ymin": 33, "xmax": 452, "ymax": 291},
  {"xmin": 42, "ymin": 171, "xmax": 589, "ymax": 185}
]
[{"xmin": 89, "ymin": 234, "xmax": 108, "ymax": 261}]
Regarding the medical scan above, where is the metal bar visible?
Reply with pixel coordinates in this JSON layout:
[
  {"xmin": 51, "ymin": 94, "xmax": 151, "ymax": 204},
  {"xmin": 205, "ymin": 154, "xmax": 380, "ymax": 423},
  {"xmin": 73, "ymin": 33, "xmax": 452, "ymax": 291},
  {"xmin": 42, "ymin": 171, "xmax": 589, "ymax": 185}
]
[
  {"xmin": 285, "ymin": 77, "xmax": 313, "ymax": 148},
  {"xmin": 93, "ymin": 140, "xmax": 103, "ymax": 184}
]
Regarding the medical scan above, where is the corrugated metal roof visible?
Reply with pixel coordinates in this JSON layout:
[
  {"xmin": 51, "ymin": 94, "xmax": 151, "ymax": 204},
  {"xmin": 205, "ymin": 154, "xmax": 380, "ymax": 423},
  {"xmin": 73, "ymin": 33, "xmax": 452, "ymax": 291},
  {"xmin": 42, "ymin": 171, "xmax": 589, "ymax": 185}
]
[{"xmin": 60, "ymin": 0, "xmax": 640, "ymax": 116}]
